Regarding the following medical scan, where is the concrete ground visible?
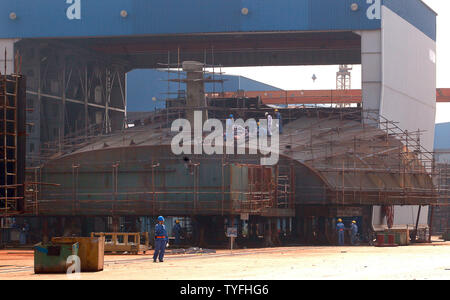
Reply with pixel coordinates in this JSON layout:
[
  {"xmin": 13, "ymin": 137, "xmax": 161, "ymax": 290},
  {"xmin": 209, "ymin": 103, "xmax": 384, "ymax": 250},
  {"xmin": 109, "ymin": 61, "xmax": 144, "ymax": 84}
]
[{"xmin": 0, "ymin": 242, "xmax": 449, "ymax": 280}]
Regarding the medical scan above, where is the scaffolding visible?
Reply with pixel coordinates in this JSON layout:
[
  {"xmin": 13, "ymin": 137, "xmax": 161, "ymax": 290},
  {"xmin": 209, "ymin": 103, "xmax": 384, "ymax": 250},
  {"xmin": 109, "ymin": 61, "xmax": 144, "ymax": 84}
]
[
  {"xmin": 19, "ymin": 105, "xmax": 439, "ymax": 218},
  {"xmin": 0, "ymin": 55, "xmax": 24, "ymax": 216},
  {"xmin": 19, "ymin": 60, "xmax": 438, "ymax": 219},
  {"xmin": 276, "ymin": 109, "xmax": 437, "ymax": 206},
  {"xmin": 157, "ymin": 48, "xmax": 226, "ymax": 128},
  {"xmin": 434, "ymin": 161, "xmax": 450, "ymax": 237},
  {"xmin": 336, "ymin": 65, "xmax": 352, "ymax": 91}
]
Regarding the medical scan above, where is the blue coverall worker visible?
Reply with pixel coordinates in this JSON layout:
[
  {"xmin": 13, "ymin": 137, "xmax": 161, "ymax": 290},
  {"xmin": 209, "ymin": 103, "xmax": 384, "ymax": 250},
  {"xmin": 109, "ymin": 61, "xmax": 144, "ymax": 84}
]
[
  {"xmin": 258, "ymin": 122, "xmax": 267, "ymax": 137},
  {"xmin": 226, "ymin": 114, "xmax": 234, "ymax": 141},
  {"xmin": 274, "ymin": 109, "xmax": 283, "ymax": 134},
  {"xmin": 336, "ymin": 219, "xmax": 345, "ymax": 246},
  {"xmin": 19, "ymin": 221, "xmax": 30, "ymax": 245},
  {"xmin": 351, "ymin": 221, "xmax": 359, "ymax": 245},
  {"xmin": 153, "ymin": 216, "xmax": 169, "ymax": 262},
  {"xmin": 265, "ymin": 112, "xmax": 273, "ymax": 136},
  {"xmin": 173, "ymin": 220, "xmax": 182, "ymax": 245}
]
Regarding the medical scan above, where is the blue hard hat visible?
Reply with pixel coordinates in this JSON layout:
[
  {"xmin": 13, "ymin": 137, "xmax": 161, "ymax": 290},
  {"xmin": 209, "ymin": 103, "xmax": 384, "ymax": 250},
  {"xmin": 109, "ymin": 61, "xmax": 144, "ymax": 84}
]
[
  {"xmin": 229, "ymin": 114, "xmax": 234, "ymax": 118},
  {"xmin": 157, "ymin": 216, "xmax": 165, "ymax": 222}
]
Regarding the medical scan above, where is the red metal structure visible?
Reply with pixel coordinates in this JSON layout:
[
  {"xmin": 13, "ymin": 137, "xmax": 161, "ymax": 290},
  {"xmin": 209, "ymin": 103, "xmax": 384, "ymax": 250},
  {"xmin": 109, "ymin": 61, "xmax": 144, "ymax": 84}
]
[{"xmin": 208, "ymin": 88, "xmax": 450, "ymax": 105}]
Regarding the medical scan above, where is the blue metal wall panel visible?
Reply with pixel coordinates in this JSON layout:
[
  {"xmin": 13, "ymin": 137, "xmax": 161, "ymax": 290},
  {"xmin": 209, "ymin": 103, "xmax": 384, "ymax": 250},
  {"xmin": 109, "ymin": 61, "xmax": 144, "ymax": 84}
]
[
  {"xmin": 0, "ymin": 0, "xmax": 241, "ymax": 38},
  {"xmin": 309, "ymin": 0, "xmax": 379, "ymax": 31},
  {"xmin": 434, "ymin": 123, "xmax": 450, "ymax": 150},
  {"xmin": 0, "ymin": 0, "xmax": 379, "ymax": 38},
  {"xmin": 0, "ymin": 0, "xmax": 434, "ymax": 40},
  {"xmin": 240, "ymin": 0, "xmax": 310, "ymax": 31}
]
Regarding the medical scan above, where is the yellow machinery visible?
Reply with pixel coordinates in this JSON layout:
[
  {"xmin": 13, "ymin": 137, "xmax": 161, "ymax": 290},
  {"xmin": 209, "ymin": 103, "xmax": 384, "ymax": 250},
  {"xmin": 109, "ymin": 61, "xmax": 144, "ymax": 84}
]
[{"xmin": 91, "ymin": 232, "xmax": 150, "ymax": 255}]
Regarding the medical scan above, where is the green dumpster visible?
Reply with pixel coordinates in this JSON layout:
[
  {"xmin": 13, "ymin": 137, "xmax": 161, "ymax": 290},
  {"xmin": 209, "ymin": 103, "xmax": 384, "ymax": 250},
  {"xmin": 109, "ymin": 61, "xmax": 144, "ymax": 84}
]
[
  {"xmin": 34, "ymin": 242, "xmax": 79, "ymax": 274},
  {"xmin": 388, "ymin": 229, "xmax": 409, "ymax": 245},
  {"xmin": 393, "ymin": 232, "xmax": 401, "ymax": 245}
]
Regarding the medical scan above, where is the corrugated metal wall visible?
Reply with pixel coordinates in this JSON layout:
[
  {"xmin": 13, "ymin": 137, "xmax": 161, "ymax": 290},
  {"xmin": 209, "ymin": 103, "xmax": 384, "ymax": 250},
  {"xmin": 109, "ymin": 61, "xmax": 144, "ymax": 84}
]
[{"xmin": 0, "ymin": 0, "xmax": 384, "ymax": 38}]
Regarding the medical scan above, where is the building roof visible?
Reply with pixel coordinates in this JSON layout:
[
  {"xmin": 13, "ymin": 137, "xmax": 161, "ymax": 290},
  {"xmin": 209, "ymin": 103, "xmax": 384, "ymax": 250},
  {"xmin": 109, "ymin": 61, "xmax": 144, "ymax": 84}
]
[{"xmin": 126, "ymin": 69, "xmax": 282, "ymax": 112}]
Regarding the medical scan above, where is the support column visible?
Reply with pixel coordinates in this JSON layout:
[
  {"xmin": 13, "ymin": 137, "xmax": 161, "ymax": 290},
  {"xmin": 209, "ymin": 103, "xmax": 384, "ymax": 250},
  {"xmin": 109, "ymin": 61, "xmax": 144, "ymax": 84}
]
[
  {"xmin": 264, "ymin": 218, "xmax": 273, "ymax": 247},
  {"xmin": 199, "ymin": 221, "xmax": 206, "ymax": 248},
  {"xmin": 42, "ymin": 217, "xmax": 49, "ymax": 243},
  {"xmin": 182, "ymin": 61, "xmax": 208, "ymax": 126},
  {"xmin": 216, "ymin": 217, "xmax": 227, "ymax": 244},
  {"xmin": 271, "ymin": 218, "xmax": 280, "ymax": 246},
  {"xmin": 60, "ymin": 55, "xmax": 66, "ymax": 150},
  {"xmin": 56, "ymin": 217, "xmax": 63, "ymax": 237},
  {"xmin": 84, "ymin": 64, "xmax": 89, "ymax": 137},
  {"xmin": 357, "ymin": 30, "xmax": 382, "ymax": 123},
  {"xmin": 37, "ymin": 46, "xmax": 42, "ymax": 159},
  {"xmin": 116, "ymin": 69, "xmax": 127, "ymax": 129},
  {"xmin": 105, "ymin": 68, "xmax": 111, "ymax": 134},
  {"xmin": 112, "ymin": 216, "xmax": 120, "ymax": 233},
  {"xmin": 0, "ymin": 39, "xmax": 18, "ymax": 75}
]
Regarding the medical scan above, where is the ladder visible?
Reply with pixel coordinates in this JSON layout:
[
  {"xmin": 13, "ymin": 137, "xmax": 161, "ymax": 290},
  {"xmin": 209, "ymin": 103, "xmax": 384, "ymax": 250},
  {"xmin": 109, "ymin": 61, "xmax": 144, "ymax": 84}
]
[
  {"xmin": 0, "ymin": 74, "xmax": 19, "ymax": 215},
  {"xmin": 277, "ymin": 174, "xmax": 290, "ymax": 209}
]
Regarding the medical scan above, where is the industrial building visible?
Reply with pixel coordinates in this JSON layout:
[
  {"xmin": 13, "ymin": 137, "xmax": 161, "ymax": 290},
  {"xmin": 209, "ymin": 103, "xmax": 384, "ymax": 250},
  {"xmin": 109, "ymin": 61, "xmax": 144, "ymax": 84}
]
[
  {"xmin": 433, "ymin": 123, "xmax": 450, "ymax": 238},
  {"xmin": 0, "ymin": 0, "xmax": 443, "ymax": 247},
  {"xmin": 127, "ymin": 69, "xmax": 282, "ymax": 112}
]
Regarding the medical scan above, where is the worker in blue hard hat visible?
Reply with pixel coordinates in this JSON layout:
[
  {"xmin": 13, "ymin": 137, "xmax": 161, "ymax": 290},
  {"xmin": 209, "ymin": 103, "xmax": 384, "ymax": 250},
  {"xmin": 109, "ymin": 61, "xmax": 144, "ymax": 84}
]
[
  {"xmin": 350, "ymin": 220, "xmax": 359, "ymax": 246},
  {"xmin": 153, "ymin": 216, "xmax": 168, "ymax": 263},
  {"xmin": 336, "ymin": 218, "xmax": 345, "ymax": 246},
  {"xmin": 225, "ymin": 114, "xmax": 234, "ymax": 141}
]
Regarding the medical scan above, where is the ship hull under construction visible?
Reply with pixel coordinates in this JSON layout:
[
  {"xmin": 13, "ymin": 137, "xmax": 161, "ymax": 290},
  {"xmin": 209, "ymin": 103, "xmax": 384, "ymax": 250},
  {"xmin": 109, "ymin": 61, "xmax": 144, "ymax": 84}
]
[{"xmin": 20, "ymin": 108, "xmax": 436, "ymax": 246}]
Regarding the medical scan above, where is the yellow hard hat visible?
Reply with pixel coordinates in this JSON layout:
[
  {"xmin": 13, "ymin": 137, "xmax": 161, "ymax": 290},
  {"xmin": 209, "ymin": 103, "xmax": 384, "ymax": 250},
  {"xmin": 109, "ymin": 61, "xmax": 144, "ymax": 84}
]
[
  {"xmin": 338, "ymin": 218, "xmax": 342, "ymax": 222},
  {"xmin": 275, "ymin": 109, "xmax": 279, "ymax": 112},
  {"xmin": 175, "ymin": 219, "xmax": 180, "ymax": 224},
  {"xmin": 352, "ymin": 220, "xmax": 356, "ymax": 224}
]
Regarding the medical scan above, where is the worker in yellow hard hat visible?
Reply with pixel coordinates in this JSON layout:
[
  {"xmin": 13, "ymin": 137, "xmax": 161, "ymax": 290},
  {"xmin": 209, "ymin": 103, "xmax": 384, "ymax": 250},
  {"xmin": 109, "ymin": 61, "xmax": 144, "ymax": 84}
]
[
  {"xmin": 257, "ymin": 121, "xmax": 267, "ymax": 137},
  {"xmin": 274, "ymin": 109, "xmax": 283, "ymax": 134},
  {"xmin": 351, "ymin": 220, "xmax": 359, "ymax": 245},
  {"xmin": 336, "ymin": 218, "xmax": 345, "ymax": 246}
]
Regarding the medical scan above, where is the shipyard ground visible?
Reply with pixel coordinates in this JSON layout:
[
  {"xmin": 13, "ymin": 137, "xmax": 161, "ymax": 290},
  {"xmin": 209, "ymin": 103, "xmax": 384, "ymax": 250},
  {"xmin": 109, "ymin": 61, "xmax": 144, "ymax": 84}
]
[{"xmin": 0, "ymin": 241, "xmax": 449, "ymax": 280}]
